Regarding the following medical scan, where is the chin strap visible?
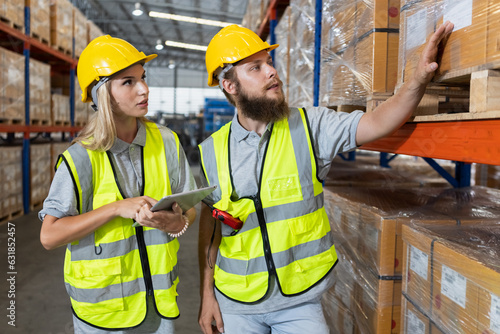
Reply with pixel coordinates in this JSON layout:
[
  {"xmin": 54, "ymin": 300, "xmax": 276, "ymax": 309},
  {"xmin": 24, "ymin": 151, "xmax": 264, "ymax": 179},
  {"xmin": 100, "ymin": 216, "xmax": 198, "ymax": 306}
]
[
  {"xmin": 217, "ymin": 64, "xmax": 234, "ymax": 91},
  {"xmin": 90, "ymin": 76, "xmax": 110, "ymax": 111}
]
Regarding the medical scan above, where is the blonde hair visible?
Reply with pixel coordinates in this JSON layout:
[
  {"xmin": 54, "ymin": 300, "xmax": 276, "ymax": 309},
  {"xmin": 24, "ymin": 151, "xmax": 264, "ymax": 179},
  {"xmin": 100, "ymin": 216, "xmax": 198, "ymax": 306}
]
[{"xmin": 73, "ymin": 80, "xmax": 148, "ymax": 151}]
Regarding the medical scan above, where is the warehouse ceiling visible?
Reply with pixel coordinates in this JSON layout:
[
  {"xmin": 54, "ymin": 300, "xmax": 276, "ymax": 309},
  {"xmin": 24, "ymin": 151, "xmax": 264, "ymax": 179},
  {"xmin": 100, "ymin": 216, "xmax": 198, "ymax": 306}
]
[{"xmin": 72, "ymin": 0, "xmax": 249, "ymax": 72}]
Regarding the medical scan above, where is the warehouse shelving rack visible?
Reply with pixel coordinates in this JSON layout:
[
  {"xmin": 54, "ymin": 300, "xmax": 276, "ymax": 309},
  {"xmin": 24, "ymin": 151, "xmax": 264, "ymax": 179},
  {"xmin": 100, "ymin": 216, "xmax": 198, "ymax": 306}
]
[
  {"xmin": 258, "ymin": 0, "xmax": 500, "ymax": 187},
  {"xmin": 0, "ymin": 7, "xmax": 80, "ymax": 214}
]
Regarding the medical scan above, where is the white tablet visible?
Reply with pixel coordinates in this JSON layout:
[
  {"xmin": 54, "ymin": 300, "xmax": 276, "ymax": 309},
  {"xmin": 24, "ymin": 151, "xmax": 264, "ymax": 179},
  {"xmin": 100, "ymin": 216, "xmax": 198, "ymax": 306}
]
[
  {"xmin": 150, "ymin": 185, "xmax": 217, "ymax": 212},
  {"xmin": 132, "ymin": 185, "xmax": 217, "ymax": 227}
]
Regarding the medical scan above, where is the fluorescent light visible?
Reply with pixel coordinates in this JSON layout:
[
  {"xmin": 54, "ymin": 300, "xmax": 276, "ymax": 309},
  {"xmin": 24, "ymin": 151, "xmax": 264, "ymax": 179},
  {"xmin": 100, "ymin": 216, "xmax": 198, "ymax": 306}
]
[
  {"xmin": 132, "ymin": 3, "xmax": 143, "ymax": 16},
  {"xmin": 165, "ymin": 40, "xmax": 207, "ymax": 52},
  {"xmin": 155, "ymin": 39, "xmax": 164, "ymax": 50},
  {"xmin": 149, "ymin": 11, "xmax": 236, "ymax": 28}
]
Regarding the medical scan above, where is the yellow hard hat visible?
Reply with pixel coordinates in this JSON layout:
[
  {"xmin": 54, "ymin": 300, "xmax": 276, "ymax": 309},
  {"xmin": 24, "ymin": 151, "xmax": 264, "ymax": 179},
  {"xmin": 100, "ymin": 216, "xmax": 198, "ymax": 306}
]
[
  {"xmin": 205, "ymin": 25, "xmax": 279, "ymax": 87},
  {"xmin": 77, "ymin": 35, "xmax": 157, "ymax": 103}
]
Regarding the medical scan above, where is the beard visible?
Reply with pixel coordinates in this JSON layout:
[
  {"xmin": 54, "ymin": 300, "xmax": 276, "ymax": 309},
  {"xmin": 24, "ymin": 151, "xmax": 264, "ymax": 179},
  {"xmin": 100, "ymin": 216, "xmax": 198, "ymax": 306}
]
[{"xmin": 234, "ymin": 79, "xmax": 290, "ymax": 123}]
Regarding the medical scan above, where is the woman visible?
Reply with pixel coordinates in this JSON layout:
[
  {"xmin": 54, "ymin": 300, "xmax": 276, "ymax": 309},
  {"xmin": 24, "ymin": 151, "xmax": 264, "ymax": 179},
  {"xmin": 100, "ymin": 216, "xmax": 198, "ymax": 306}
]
[{"xmin": 39, "ymin": 35, "xmax": 197, "ymax": 333}]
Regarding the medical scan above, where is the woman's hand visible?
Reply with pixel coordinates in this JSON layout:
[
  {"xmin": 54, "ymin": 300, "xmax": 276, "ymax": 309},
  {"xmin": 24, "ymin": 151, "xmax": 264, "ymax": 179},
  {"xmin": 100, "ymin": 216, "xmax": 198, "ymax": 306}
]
[{"xmin": 134, "ymin": 201, "xmax": 189, "ymax": 235}]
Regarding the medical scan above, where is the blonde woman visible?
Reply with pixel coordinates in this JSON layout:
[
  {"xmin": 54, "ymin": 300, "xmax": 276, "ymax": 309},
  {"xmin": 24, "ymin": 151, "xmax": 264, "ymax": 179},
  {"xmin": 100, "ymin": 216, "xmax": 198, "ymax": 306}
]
[{"xmin": 39, "ymin": 35, "xmax": 196, "ymax": 333}]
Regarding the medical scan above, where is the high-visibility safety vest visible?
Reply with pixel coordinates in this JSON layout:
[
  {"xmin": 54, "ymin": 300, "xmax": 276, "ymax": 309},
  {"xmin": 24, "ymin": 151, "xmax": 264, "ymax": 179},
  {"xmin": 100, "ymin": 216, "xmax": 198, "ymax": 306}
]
[
  {"xmin": 199, "ymin": 108, "xmax": 338, "ymax": 303},
  {"xmin": 57, "ymin": 121, "xmax": 181, "ymax": 329}
]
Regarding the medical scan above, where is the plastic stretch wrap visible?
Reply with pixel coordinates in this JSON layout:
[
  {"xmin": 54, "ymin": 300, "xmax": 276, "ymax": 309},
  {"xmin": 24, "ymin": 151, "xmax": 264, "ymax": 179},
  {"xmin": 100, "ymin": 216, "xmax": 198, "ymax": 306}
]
[
  {"xmin": 30, "ymin": 59, "xmax": 51, "ymax": 124},
  {"xmin": 273, "ymin": 0, "xmax": 315, "ymax": 107},
  {"xmin": 50, "ymin": 0, "xmax": 74, "ymax": 53},
  {"xmin": 320, "ymin": 0, "xmax": 400, "ymax": 108},
  {"xmin": 475, "ymin": 164, "xmax": 500, "ymax": 190},
  {"xmin": 323, "ymin": 245, "xmax": 402, "ymax": 334},
  {"xmin": 87, "ymin": 19, "xmax": 104, "ymax": 44},
  {"xmin": 275, "ymin": 6, "xmax": 292, "ymax": 105},
  {"xmin": 73, "ymin": 7, "xmax": 87, "ymax": 57},
  {"xmin": 324, "ymin": 186, "xmax": 500, "ymax": 278},
  {"xmin": 31, "ymin": 144, "xmax": 52, "ymax": 208},
  {"xmin": 0, "ymin": 47, "xmax": 25, "ymax": 123},
  {"xmin": 0, "ymin": 146, "xmax": 23, "ymax": 219},
  {"xmin": 31, "ymin": 0, "xmax": 51, "ymax": 43},
  {"xmin": 398, "ymin": 0, "xmax": 500, "ymax": 87},
  {"xmin": 326, "ymin": 153, "xmax": 453, "ymax": 188},
  {"xmin": 242, "ymin": 0, "xmax": 269, "ymax": 33},
  {"xmin": 401, "ymin": 223, "xmax": 500, "ymax": 334},
  {"xmin": 0, "ymin": 0, "xmax": 24, "ymax": 30},
  {"xmin": 51, "ymin": 93, "xmax": 70, "ymax": 125}
]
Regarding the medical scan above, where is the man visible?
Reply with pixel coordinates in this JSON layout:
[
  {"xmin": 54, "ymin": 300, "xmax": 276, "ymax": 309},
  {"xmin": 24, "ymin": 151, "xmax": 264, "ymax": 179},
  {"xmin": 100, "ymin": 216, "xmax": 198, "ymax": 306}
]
[{"xmin": 198, "ymin": 23, "xmax": 454, "ymax": 334}]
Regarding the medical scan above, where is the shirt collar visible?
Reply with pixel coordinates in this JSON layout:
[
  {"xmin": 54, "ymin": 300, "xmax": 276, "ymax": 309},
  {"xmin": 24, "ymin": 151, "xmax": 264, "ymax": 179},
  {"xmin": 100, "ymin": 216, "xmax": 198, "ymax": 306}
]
[
  {"xmin": 109, "ymin": 120, "xmax": 147, "ymax": 153},
  {"xmin": 230, "ymin": 113, "xmax": 273, "ymax": 142}
]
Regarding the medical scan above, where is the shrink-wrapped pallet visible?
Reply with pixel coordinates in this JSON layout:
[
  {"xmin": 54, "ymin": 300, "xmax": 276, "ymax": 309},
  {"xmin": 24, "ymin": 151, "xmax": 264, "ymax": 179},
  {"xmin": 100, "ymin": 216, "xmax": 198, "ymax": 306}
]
[
  {"xmin": 51, "ymin": 93, "xmax": 70, "ymax": 125},
  {"xmin": 320, "ymin": 0, "xmax": 400, "ymax": 108},
  {"xmin": 50, "ymin": 0, "xmax": 73, "ymax": 54},
  {"xmin": 0, "ymin": 0, "xmax": 24, "ymax": 31},
  {"xmin": 401, "ymin": 223, "xmax": 500, "ymax": 334},
  {"xmin": 324, "ymin": 186, "xmax": 500, "ymax": 278},
  {"xmin": 73, "ymin": 6, "xmax": 87, "ymax": 57},
  {"xmin": 30, "ymin": 143, "xmax": 51, "ymax": 208},
  {"xmin": 275, "ymin": 6, "xmax": 292, "ymax": 104},
  {"xmin": 242, "ymin": 0, "xmax": 268, "ymax": 33},
  {"xmin": 0, "ymin": 47, "xmax": 25, "ymax": 123},
  {"xmin": 87, "ymin": 19, "xmax": 104, "ymax": 44},
  {"xmin": 30, "ymin": 0, "xmax": 51, "ymax": 43},
  {"xmin": 0, "ymin": 146, "xmax": 23, "ymax": 221},
  {"xmin": 30, "ymin": 58, "xmax": 51, "ymax": 124}
]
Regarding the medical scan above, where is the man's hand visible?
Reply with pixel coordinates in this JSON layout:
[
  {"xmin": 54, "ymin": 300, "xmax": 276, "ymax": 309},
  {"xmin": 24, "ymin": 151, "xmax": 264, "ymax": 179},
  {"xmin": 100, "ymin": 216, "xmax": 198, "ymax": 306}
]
[
  {"xmin": 198, "ymin": 293, "xmax": 224, "ymax": 334},
  {"xmin": 413, "ymin": 20, "xmax": 454, "ymax": 86}
]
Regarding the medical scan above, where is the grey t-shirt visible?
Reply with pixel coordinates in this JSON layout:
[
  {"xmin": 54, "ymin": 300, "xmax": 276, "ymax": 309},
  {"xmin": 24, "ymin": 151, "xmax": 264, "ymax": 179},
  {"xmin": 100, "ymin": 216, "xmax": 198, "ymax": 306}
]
[
  {"xmin": 39, "ymin": 121, "xmax": 196, "ymax": 221},
  {"xmin": 200, "ymin": 106, "xmax": 364, "ymax": 314}
]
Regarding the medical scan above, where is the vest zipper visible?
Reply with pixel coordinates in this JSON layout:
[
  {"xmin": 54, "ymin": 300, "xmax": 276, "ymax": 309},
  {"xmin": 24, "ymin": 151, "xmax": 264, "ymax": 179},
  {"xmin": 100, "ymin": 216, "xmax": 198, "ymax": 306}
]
[
  {"xmin": 135, "ymin": 226, "xmax": 154, "ymax": 296},
  {"xmin": 253, "ymin": 196, "xmax": 277, "ymax": 276}
]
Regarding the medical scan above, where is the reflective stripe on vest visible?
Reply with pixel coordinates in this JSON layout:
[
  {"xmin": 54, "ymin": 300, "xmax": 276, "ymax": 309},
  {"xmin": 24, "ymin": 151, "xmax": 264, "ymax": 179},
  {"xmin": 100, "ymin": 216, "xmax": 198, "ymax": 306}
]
[
  {"xmin": 199, "ymin": 108, "xmax": 338, "ymax": 303},
  {"xmin": 59, "ymin": 122, "xmax": 181, "ymax": 329}
]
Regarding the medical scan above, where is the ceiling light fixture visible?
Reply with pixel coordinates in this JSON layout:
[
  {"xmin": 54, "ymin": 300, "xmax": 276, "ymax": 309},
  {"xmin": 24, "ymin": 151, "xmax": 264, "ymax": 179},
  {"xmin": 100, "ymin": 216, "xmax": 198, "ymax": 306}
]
[
  {"xmin": 155, "ymin": 39, "xmax": 164, "ymax": 50},
  {"xmin": 149, "ymin": 11, "xmax": 236, "ymax": 28},
  {"xmin": 165, "ymin": 40, "xmax": 207, "ymax": 52},
  {"xmin": 168, "ymin": 60, "xmax": 176, "ymax": 69},
  {"xmin": 132, "ymin": 2, "xmax": 143, "ymax": 16}
]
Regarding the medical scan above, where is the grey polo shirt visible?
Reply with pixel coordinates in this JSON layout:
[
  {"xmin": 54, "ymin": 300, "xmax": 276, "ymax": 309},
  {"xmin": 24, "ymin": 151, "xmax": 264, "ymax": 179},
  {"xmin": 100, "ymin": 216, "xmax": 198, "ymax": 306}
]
[
  {"xmin": 39, "ymin": 120, "xmax": 196, "ymax": 221},
  {"xmin": 199, "ymin": 106, "xmax": 364, "ymax": 314}
]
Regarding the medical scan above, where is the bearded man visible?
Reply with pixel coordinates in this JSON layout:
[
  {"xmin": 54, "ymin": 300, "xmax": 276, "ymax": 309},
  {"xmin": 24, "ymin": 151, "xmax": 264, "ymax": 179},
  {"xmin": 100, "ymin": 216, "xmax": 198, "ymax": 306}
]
[{"xmin": 197, "ymin": 23, "xmax": 453, "ymax": 334}]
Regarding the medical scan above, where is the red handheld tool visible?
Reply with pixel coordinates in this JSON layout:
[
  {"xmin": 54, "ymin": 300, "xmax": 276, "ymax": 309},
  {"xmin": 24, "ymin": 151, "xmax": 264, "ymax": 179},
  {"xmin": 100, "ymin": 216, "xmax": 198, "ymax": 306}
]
[{"xmin": 204, "ymin": 201, "xmax": 243, "ymax": 230}]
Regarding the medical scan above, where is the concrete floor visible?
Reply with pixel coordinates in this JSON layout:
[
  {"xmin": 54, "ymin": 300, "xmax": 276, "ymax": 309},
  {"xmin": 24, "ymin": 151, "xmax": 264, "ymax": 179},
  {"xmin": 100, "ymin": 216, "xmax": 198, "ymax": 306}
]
[{"xmin": 0, "ymin": 205, "xmax": 202, "ymax": 334}]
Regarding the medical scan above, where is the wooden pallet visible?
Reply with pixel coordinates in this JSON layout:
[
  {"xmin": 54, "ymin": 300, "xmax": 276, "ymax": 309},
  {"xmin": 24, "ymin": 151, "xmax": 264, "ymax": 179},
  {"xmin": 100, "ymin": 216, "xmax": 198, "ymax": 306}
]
[
  {"xmin": 0, "ymin": 16, "xmax": 23, "ymax": 32},
  {"xmin": 411, "ymin": 69, "xmax": 500, "ymax": 122},
  {"xmin": 0, "ymin": 210, "xmax": 23, "ymax": 225},
  {"xmin": 30, "ymin": 118, "xmax": 51, "ymax": 126},
  {"xmin": 51, "ymin": 45, "xmax": 72, "ymax": 57},
  {"xmin": 30, "ymin": 32, "xmax": 50, "ymax": 46},
  {"xmin": 53, "ymin": 120, "xmax": 71, "ymax": 126},
  {"xmin": 0, "ymin": 118, "xmax": 23, "ymax": 125}
]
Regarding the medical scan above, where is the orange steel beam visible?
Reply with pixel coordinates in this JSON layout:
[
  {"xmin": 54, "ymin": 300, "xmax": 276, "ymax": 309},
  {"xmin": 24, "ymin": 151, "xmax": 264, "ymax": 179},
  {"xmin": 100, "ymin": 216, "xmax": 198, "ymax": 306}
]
[{"xmin": 360, "ymin": 120, "xmax": 500, "ymax": 165}]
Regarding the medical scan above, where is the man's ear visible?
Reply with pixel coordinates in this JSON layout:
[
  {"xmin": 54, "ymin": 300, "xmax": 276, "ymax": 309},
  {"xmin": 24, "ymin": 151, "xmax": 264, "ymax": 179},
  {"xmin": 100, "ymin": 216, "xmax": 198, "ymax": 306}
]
[{"xmin": 221, "ymin": 79, "xmax": 236, "ymax": 95}]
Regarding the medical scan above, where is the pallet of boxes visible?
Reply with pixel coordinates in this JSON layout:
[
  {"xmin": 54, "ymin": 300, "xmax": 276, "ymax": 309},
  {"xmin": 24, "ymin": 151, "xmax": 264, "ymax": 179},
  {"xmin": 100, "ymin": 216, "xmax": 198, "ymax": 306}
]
[
  {"xmin": 399, "ymin": 0, "xmax": 500, "ymax": 120},
  {"xmin": 322, "ymin": 185, "xmax": 500, "ymax": 333}
]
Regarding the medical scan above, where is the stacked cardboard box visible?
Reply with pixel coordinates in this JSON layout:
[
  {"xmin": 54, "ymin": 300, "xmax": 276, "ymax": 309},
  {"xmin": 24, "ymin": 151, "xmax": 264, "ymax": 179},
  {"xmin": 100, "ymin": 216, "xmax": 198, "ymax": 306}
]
[
  {"xmin": 0, "ymin": 47, "xmax": 25, "ymax": 123},
  {"xmin": 51, "ymin": 93, "xmax": 70, "ymax": 125},
  {"xmin": 73, "ymin": 6, "xmax": 87, "ymax": 57},
  {"xmin": 30, "ymin": 143, "xmax": 51, "ymax": 209},
  {"xmin": 475, "ymin": 163, "xmax": 500, "ymax": 190},
  {"xmin": 275, "ymin": 6, "xmax": 292, "ymax": 105},
  {"xmin": 30, "ymin": 58, "xmax": 51, "ymax": 124},
  {"xmin": 242, "ymin": 0, "xmax": 270, "ymax": 33},
  {"xmin": 30, "ymin": 0, "xmax": 51, "ymax": 43},
  {"xmin": 0, "ymin": 146, "xmax": 23, "ymax": 221},
  {"xmin": 320, "ymin": 0, "xmax": 400, "ymax": 108},
  {"xmin": 87, "ymin": 18, "xmax": 104, "ymax": 44},
  {"xmin": 323, "ymin": 186, "xmax": 500, "ymax": 333},
  {"xmin": 50, "ymin": 0, "xmax": 73, "ymax": 54},
  {"xmin": 0, "ymin": 0, "xmax": 24, "ymax": 31},
  {"xmin": 273, "ymin": 0, "xmax": 315, "ymax": 107},
  {"xmin": 50, "ymin": 141, "xmax": 70, "ymax": 179},
  {"xmin": 401, "ymin": 223, "xmax": 500, "ymax": 333}
]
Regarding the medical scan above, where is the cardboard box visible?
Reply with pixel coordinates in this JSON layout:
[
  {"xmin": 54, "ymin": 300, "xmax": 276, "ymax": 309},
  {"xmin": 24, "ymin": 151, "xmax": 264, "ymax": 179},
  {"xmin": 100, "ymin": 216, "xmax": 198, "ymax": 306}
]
[
  {"xmin": 30, "ymin": 58, "xmax": 51, "ymax": 124},
  {"xmin": 401, "ymin": 294, "xmax": 446, "ymax": 334},
  {"xmin": 30, "ymin": 143, "xmax": 51, "ymax": 208},
  {"xmin": 50, "ymin": 0, "xmax": 73, "ymax": 53},
  {"xmin": 0, "ymin": 146, "xmax": 23, "ymax": 219},
  {"xmin": 325, "ymin": 186, "xmax": 500, "ymax": 277},
  {"xmin": 30, "ymin": 0, "xmax": 51, "ymax": 43},
  {"xmin": 73, "ymin": 7, "xmax": 87, "ymax": 57},
  {"xmin": 0, "ymin": 47, "xmax": 25, "ymax": 123}
]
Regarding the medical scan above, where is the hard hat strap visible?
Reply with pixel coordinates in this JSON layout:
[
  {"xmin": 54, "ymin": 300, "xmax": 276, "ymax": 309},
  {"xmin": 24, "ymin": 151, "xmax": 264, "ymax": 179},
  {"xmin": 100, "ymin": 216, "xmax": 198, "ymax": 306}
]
[
  {"xmin": 90, "ymin": 76, "xmax": 111, "ymax": 111},
  {"xmin": 218, "ymin": 64, "xmax": 234, "ymax": 91}
]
